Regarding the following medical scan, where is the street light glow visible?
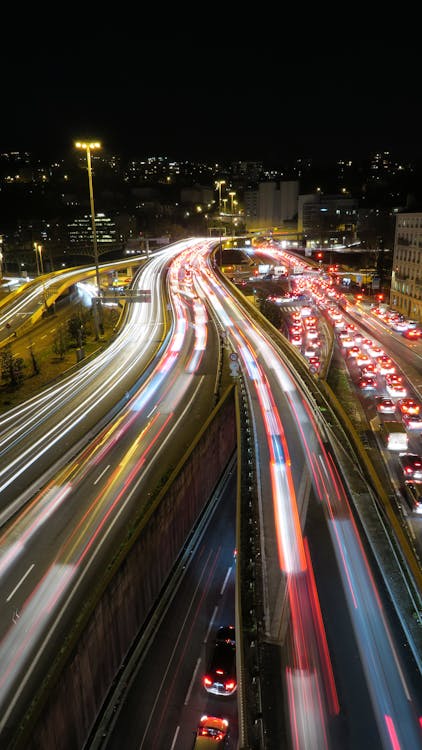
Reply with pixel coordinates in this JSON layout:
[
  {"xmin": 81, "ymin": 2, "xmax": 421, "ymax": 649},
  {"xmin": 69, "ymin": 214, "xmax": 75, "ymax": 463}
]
[{"xmin": 75, "ymin": 141, "xmax": 101, "ymax": 150}]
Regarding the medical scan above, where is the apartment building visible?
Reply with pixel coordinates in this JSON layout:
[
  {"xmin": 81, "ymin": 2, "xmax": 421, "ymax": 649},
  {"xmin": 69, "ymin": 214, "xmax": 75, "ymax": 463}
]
[{"xmin": 390, "ymin": 211, "xmax": 422, "ymax": 320}]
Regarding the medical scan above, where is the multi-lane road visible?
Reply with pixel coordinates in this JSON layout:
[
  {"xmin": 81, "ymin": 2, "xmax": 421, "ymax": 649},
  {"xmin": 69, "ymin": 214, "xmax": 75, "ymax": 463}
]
[{"xmin": 0, "ymin": 239, "xmax": 421, "ymax": 750}]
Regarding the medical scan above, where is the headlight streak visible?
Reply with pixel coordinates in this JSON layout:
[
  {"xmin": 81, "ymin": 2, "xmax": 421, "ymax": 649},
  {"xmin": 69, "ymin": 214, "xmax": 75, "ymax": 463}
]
[
  {"xmin": 0, "ymin": 257, "xmax": 177, "ymax": 499},
  {"xmin": 192, "ymin": 244, "xmax": 422, "ymax": 750},
  {"xmin": 186, "ymin": 299, "xmax": 208, "ymax": 374},
  {"xmin": 194, "ymin": 256, "xmax": 330, "ymax": 742},
  {"xmin": 0, "ymin": 240, "xmax": 219, "ymax": 733},
  {"xmin": 295, "ymin": 392, "xmax": 422, "ymax": 748}
]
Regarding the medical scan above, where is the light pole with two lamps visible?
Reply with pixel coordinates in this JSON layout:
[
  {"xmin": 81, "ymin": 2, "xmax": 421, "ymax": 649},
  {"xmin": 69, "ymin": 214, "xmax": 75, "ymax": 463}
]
[{"xmin": 75, "ymin": 140, "xmax": 104, "ymax": 336}]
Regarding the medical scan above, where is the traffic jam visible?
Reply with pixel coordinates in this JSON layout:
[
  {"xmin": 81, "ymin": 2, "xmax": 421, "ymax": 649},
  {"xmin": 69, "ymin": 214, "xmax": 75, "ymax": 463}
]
[{"xmin": 279, "ymin": 273, "xmax": 422, "ymax": 517}]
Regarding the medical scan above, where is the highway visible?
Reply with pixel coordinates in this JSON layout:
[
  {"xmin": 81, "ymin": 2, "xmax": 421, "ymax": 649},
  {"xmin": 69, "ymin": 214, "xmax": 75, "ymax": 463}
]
[
  {"xmin": 0, "ymin": 246, "xmax": 188, "ymax": 522},
  {"xmin": 0, "ymin": 239, "xmax": 222, "ymax": 746},
  {"xmin": 101, "ymin": 463, "xmax": 238, "ymax": 750},
  {"xmin": 91, "ymin": 241, "xmax": 422, "ymax": 749},
  {"xmin": 0, "ymin": 238, "xmax": 421, "ymax": 749}
]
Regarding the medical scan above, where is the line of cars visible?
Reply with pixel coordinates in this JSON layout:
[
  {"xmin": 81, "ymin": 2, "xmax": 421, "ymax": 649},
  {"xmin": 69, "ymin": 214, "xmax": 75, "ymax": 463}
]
[
  {"xmin": 287, "ymin": 307, "xmax": 321, "ymax": 373},
  {"xmin": 193, "ymin": 624, "xmax": 236, "ymax": 748},
  {"xmin": 329, "ymin": 308, "xmax": 422, "ymax": 515},
  {"xmin": 371, "ymin": 306, "xmax": 422, "ymax": 339}
]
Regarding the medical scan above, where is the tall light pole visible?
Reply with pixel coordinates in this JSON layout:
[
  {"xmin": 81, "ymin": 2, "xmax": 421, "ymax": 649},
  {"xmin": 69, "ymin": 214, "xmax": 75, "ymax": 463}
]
[
  {"xmin": 215, "ymin": 180, "xmax": 226, "ymax": 213},
  {"xmin": 37, "ymin": 243, "xmax": 45, "ymax": 275},
  {"xmin": 229, "ymin": 191, "xmax": 236, "ymax": 214},
  {"xmin": 35, "ymin": 243, "xmax": 48, "ymax": 309},
  {"xmin": 34, "ymin": 242, "xmax": 40, "ymax": 275},
  {"xmin": 75, "ymin": 140, "xmax": 103, "ymax": 335}
]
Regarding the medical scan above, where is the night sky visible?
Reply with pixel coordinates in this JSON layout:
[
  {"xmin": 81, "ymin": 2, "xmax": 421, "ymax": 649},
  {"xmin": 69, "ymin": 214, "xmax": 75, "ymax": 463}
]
[{"xmin": 2, "ymin": 40, "xmax": 421, "ymax": 165}]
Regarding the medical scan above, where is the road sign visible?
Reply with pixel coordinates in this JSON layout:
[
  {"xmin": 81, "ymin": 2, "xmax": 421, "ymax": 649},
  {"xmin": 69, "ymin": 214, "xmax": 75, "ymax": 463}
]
[
  {"xmin": 229, "ymin": 361, "xmax": 239, "ymax": 377},
  {"xmin": 229, "ymin": 352, "xmax": 238, "ymax": 362}
]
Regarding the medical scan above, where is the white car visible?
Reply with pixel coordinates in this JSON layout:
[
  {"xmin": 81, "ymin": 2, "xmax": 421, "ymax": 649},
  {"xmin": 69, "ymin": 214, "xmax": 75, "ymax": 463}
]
[
  {"xmin": 368, "ymin": 345, "xmax": 384, "ymax": 358},
  {"xmin": 386, "ymin": 382, "xmax": 407, "ymax": 398}
]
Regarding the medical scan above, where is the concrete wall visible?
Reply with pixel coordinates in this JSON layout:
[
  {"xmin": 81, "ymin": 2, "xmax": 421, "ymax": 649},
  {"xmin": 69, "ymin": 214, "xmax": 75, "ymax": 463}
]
[{"xmin": 16, "ymin": 387, "xmax": 237, "ymax": 750}]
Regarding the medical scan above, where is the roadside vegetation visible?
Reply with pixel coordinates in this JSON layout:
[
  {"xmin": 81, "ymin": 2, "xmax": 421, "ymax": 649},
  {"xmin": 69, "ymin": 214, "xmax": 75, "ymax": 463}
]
[{"xmin": 0, "ymin": 304, "xmax": 120, "ymax": 411}]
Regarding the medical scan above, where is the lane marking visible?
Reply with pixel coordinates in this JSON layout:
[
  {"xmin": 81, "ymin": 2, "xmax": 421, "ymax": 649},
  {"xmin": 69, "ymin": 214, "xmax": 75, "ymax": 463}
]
[{"xmin": 7, "ymin": 563, "xmax": 35, "ymax": 602}]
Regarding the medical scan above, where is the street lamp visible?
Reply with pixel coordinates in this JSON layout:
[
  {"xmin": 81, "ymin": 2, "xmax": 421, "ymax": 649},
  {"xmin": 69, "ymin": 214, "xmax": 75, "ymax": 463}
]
[
  {"xmin": 229, "ymin": 191, "xmax": 236, "ymax": 214},
  {"xmin": 75, "ymin": 140, "xmax": 103, "ymax": 335},
  {"xmin": 34, "ymin": 242, "xmax": 40, "ymax": 275},
  {"xmin": 37, "ymin": 243, "xmax": 45, "ymax": 275},
  {"xmin": 215, "ymin": 180, "xmax": 226, "ymax": 213},
  {"xmin": 35, "ymin": 243, "xmax": 48, "ymax": 309}
]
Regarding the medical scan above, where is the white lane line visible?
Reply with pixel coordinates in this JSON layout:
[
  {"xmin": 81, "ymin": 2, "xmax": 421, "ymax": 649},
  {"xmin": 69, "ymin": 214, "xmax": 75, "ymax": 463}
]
[
  {"xmin": 94, "ymin": 464, "xmax": 111, "ymax": 485},
  {"xmin": 184, "ymin": 657, "xmax": 201, "ymax": 706},
  {"xmin": 169, "ymin": 725, "xmax": 180, "ymax": 750},
  {"xmin": 204, "ymin": 606, "xmax": 218, "ymax": 644},
  {"xmin": 220, "ymin": 566, "xmax": 232, "ymax": 596},
  {"xmin": 7, "ymin": 563, "xmax": 35, "ymax": 602}
]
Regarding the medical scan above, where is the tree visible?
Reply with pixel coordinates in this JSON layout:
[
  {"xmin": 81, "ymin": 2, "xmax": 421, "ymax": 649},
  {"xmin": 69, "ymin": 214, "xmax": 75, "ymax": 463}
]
[
  {"xmin": 0, "ymin": 345, "xmax": 26, "ymax": 387},
  {"xmin": 52, "ymin": 325, "xmax": 67, "ymax": 360},
  {"xmin": 67, "ymin": 314, "xmax": 87, "ymax": 347},
  {"xmin": 29, "ymin": 345, "xmax": 40, "ymax": 375}
]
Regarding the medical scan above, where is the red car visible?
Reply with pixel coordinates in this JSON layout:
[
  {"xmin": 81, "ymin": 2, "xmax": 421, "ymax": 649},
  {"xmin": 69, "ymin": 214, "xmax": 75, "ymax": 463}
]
[
  {"xmin": 309, "ymin": 356, "xmax": 320, "ymax": 371},
  {"xmin": 397, "ymin": 398, "xmax": 420, "ymax": 416}
]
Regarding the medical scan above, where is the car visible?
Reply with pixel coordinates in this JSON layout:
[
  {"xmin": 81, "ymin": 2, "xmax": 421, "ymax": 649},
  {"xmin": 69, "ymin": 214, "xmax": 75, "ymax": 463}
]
[
  {"xmin": 354, "ymin": 332, "xmax": 364, "ymax": 344},
  {"xmin": 376, "ymin": 397, "xmax": 396, "ymax": 414},
  {"xmin": 403, "ymin": 327, "xmax": 422, "ymax": 340},
  {"xmin": 341, "ymin": 336, "xmax": 355, "ymax": 348},
  {"xmin": 360, "ymin": 363, "xmax": 377, "ymax": 377},
  {"xmin": 290, "ymin": 334, "xmax": 302, "ymax": 346},
  {"xmin": 396, "ymin": 398, "xmax": 420, "ymax": 416},
  {"xmin": 300, "ymin": 306, "xmax": 312, "ymax": 317},
  {"xmin": 392, "ymin": 320, "xmax": 409, "ymax": 332},
  {"xmin": 309, "ymin": 356, "xmax": 321, "ymax": 371},
  {"xmin": 398, "ymin": 453, "xmax": 422, "ymax": 480},
  {"xmin": 377, "ymin": 357, "xmax": 396, "ymax": 375},
  {"xmin": 348, "ymin": 346, "xmax": 361, "ymax": 358},
  {"xmin": 193, "ymin": 715, "xmax": 229, "ymax": 748},
  {"xmin": 306, "ymin": 327, "xmax": 319, "ymax": 340},
  {"xmin": 368, "ymin": 345, "xmax": 384, "ymax": 358},
  {"xmin": 361, "ymin": 338, "xmax": 374, "ymax": 350},
  {"xmin": 357, "ymin": 376, "xmax": 377, "ymax": 391},
  {"xmin": 338, "ymin": 329, "xmax": 350, "ymax": 340},
  {"xmin": 203, "ymin": 629, "xmax": 237, "ymax": 696},
  {"xmin": 403, "ymin": 481, "xmax": 422, "ymax": 514},
  {"xmin": 216, "ymin": 625, "xmax": 235, "ymax": 646},
  {"xmin": 304, "ymin": 345, "xmax": 317, "ymax": 358},
  {"xmin": 386, "ymin": 382, "xmax": 407, "ymax": 398},
  {"xmin": 356, "ymin": 352, "xmax": 372, "ymax": 367},
  {"xmin": 385, "ymin": 373, "xmax": 403, "ymax": 386},
  {"xmin": 402, "ymin": 413, "xmax": 422, "ymax": 430}
]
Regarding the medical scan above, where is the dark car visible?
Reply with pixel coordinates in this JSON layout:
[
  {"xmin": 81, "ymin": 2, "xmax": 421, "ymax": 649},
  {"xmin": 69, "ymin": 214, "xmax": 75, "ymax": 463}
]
[
  {"xmin": 203, "ymin": 626, "xmax": 237, "ymax": 696},
  {"xmin": 216, "ymin": 625, "xmax": 235, "ymax": 646},
  {"xmin": 403, "ymin": 481, "xmax": 422, "ymax": 514},
  {"xmin": 399, "ymin": 453, "xmax": 422, "ymax": 480}
]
